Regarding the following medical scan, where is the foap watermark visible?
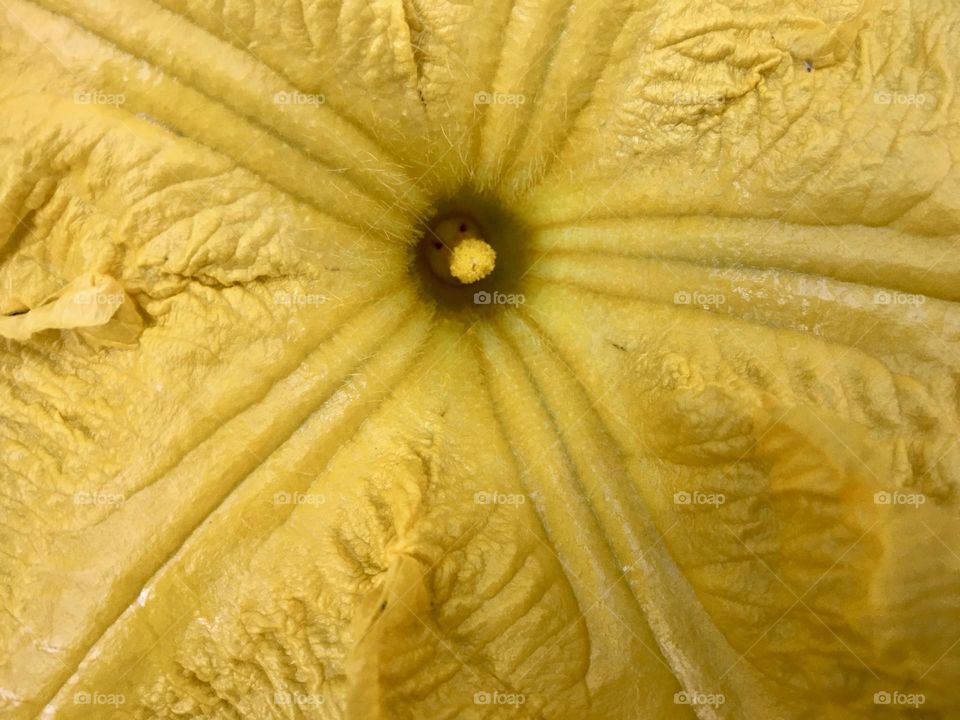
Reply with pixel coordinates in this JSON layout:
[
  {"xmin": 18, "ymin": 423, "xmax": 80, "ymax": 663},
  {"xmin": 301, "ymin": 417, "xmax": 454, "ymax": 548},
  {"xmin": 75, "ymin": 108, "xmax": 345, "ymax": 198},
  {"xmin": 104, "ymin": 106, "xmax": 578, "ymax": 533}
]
[
  {"xmin": 473, "ymin": 290, "xmax": 525, "ymax": 306},
  {"xmin": 874, "ymin": 491, "xmax": 926, "ymax": 508},
  {"xmin": 674, "ymin": 491, "xmax": 726, "ymax": 507},
  {"xmin": 874, "ymin": 691, "xmax": 925, "ymax": 708},
  {"xmin": 474, "ymin": 491, "xmax": 526, "ymax": 506},
  {"xmin": 474, "ymin": 91, "xmax": 526, "ymax": 107},
  {"xmin": 674, "ymin": 690, "xmax": 725, "ymax": 707},
  {"xmin": 274, "ymin": 491, "xmax": 325, "ymax": 507},
  {"xmin": 674, "ymin": 290, "xmax": 725, "ymax": 308},
  {"xmin": 274, "ymin": 291, "xmax": 327, "ymax": 306},
  {"xmin": 73, "ymin": 291, "xmax": 125, "ymax": 307},
  {"xmin": 273, "ymin": 90, "xmax": 325, "ymax": 106},
  {"xmin": 74, "ymin": 90, "xmax": 125, "ymax": 107},
  {"xmin": 273, "ymin": 691, "xmax": 324, "ymax": 707},
  {"xmin": 74, "ymin": 691, "xmax": 126, "ymax": 707},
  {"xmin": 473, "ymin": 691, "xmax": 526, "ymax": 707},
  {"xmin": 673, "ymin": 91, "xmax": 724, "ymax": 106},
  {"xmin": 73, "ymin": 490, "xmax": 125, "ymax": 507},
  {"xmin": 874, "ymin": 91, "xmax": 930, "ymax": 107},
  {"xmin": 873, "ymin": 290, "xmax": 925, "ymax": 306}
]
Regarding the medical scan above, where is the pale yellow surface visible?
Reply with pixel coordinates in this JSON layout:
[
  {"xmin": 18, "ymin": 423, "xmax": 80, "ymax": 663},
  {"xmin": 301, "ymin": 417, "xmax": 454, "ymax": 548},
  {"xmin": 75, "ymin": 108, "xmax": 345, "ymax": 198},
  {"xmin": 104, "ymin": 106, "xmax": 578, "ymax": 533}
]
[
  {"xmin": 0, "ymin": 273, "xmax": 141, "ymax": 346},
  {"xmin": 0, "ymin": 0, "xmax": 959, "ymax": 719}
]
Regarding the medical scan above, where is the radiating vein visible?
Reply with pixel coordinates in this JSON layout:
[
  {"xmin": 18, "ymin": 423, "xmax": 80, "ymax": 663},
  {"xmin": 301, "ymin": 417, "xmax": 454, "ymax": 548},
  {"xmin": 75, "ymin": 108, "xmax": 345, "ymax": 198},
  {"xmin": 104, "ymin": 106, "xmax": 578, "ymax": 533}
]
[
  {"xmin": 526, "ymin": 256, "xmax": 960, "ymax": 372},
  {"xmin": 21, "ymin": 0, "xmax": 425, "ymax": 233},
  {"xmin": 474, "ymin": 321, "xmax": 685, "ymax": 713},
  {"xmin": 35, "ymin": 289, "xmax": 435, "ymax": 715},
  {"xmin": 495, "ymin": 309, "xmax": 778, "ymax": 719}
]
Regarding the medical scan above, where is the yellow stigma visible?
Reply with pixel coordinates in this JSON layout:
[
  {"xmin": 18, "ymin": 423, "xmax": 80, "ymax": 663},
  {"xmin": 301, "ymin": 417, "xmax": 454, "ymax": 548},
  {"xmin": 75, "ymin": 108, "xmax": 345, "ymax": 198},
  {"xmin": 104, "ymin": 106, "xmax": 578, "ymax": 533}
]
[
  {"xmin": 425, "ymin": 216, "xmax": 496, "ymax": 285},
  {"xmin": 449, "ymin": 238, "xmax": 496, "ymax": 283}
]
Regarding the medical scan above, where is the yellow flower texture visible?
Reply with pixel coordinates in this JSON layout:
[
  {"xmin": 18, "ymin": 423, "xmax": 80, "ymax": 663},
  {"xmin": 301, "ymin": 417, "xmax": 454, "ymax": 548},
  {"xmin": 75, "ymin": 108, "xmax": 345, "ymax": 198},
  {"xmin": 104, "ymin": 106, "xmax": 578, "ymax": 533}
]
[{"xmin": 0, "ymin": 0, "xmax": 958, "ymax": 718}]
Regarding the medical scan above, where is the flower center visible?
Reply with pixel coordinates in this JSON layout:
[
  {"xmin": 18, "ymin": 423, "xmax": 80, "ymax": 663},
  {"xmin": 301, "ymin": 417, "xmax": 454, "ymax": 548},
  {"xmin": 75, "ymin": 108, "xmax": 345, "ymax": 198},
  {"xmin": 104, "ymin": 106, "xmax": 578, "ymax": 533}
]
[
  {"xmin": 424, "ymin": 215, "xmax": 496, "ymax": 284},
  {"xmin": 412, "ymin": 191, "xmax": 530, "ymax": 313}
]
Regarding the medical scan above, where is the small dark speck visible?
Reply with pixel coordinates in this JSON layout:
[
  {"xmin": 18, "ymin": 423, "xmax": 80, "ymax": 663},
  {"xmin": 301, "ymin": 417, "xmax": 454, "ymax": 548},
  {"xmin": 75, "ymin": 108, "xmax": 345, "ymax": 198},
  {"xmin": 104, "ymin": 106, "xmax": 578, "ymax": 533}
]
[
  {"xmin": 609, "ymin": 340, "xmax": 628, "ymax": 352},
  {"xmin": 380, "ymin": 601, "xmax": 387, "ymax": 610},
  {"xmin": 458, "ymin": 223, "xmax": 467, "ymax": 233},
  {"xmin": 804, "ymin": 60, "xmax": 814, "ymax": 72},
  {"xmin": 433, "ymin": 241, "xmax": 443, "ymax": 250}
]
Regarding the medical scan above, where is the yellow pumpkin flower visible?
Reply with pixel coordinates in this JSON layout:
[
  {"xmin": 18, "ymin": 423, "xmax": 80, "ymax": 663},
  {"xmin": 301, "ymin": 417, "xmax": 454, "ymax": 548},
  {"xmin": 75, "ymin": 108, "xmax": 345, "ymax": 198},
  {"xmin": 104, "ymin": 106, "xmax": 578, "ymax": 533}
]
[{"xmin": 0, "ymin": 0, "xmax": 958, "ymax": 718}]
